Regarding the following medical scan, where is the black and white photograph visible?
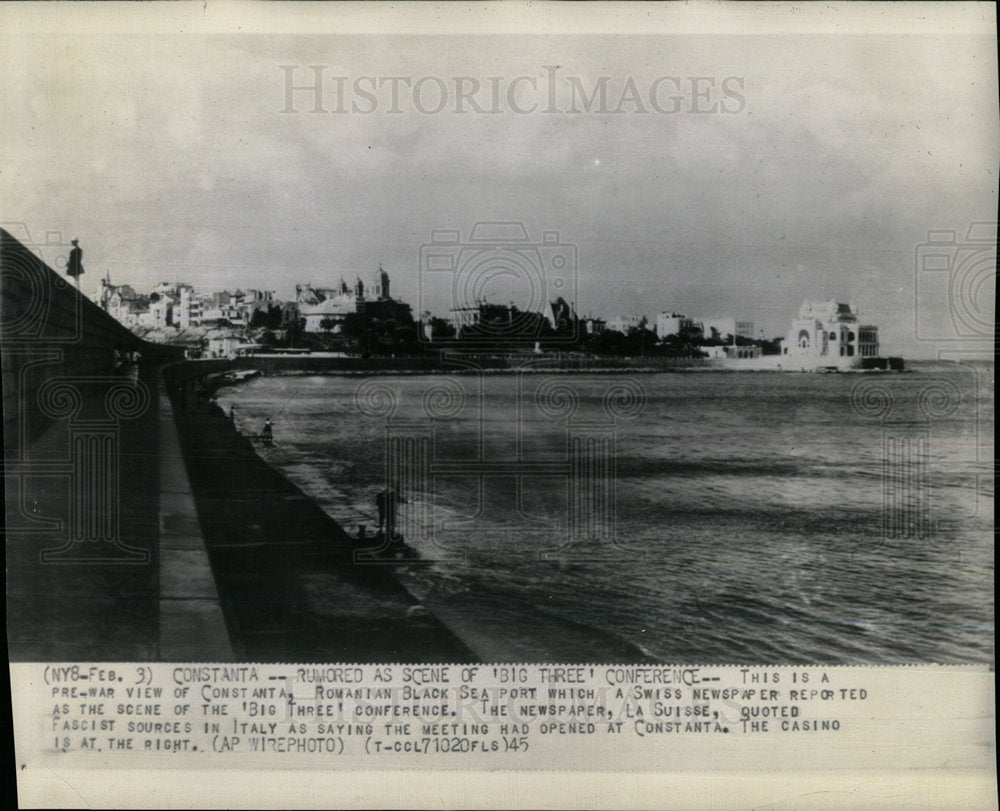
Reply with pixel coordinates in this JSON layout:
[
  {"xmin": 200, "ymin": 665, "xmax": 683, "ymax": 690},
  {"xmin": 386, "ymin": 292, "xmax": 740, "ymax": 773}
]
[{"xmin": 3, "ymin": 2, "xmax": 995, "ymax": 808}]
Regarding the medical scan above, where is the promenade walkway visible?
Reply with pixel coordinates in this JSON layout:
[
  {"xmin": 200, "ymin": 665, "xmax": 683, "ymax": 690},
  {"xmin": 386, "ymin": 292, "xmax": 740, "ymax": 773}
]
[
  {"xmin": 5, "ymin": 370, "xmax": 188, "ymax": 661},
  {"xmin": 7, "ymin": 362, "xmax": 474, "ymax": 662}
]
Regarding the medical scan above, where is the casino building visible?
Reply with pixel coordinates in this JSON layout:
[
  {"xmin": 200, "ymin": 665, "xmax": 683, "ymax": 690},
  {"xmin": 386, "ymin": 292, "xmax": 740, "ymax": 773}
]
[{"xmin": 779, "ymin": 300, "xmax": 879, "ymax": 369}]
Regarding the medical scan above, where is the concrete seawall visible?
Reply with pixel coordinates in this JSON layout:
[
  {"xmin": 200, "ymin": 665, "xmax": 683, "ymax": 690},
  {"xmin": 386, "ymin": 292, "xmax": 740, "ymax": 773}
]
[
  {"xmin": 161, "ymin": 367, "xmax": 476, "ymax": 661},
  {"xmin": 185, "ymin": 352, "xmax": 900, "ymax": 377},
  {"xmin": 1, "ymin": 228, "xmax": 181, "ymax": 455},
  {"xmin": 3, "ymin": 229, "xmax": 190, "ymax": 659},
  {"xmin": 188, "ymin": 353, "xmax": 710, "ymax": 375}
]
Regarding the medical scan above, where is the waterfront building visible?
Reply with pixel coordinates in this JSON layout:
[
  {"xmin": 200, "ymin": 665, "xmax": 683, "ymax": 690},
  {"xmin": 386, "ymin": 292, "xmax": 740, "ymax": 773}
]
[
  {"xmin": 223, "ymin": 288, "xmax": 274, "ymax": 322},
  {"xmin": 696, "ymin": 317, "xmax": 756, "ymax": 342},
  {"xmin": 200, "ymin": 301, "xmax": 248, "ymax": 326},
  {"xmin": 174, "ymin": 288, "xmax": 276, "ymax": 328},
  {"xmin": 703, "ymin": 345, "xmax": 761, "ymax": 360},
  {"xmin": 298, "ymin": 266, "xmax": 405, "ymax": 332},
  {"xmin": 857, "ymin": 325, "xmax": 879, "ymax": 358},
  {"xmin": 698, "ymin": 344, "xmax": 763, "ymax": 360},
  {"xmin": 204, "ymin": 329, "xmax": 262, "ymax": 359},
  {"xmin": 359, "ymin": 297, "xmax": 413, "ymax": 323},
  {"xmin": 95, "ymin": 274, "xmax": 278, "ymax": 334},
  {"xmin": 726, "ymin": 344, "xmax": 761, "ymax": 359},
  {"xmin": 297, "ymin": 283, "xmax": 357, "ymax": 332},
  {"xmin": 370, "ymin": 266, "xmax": 390, "ymax": 299},
  {"xmin": 779, "ymin": 300, "xmax": 879, "ymax": 367},
  {"xmin": 95, "ymin": 273, "xmax": 146, "ymax": 324},
  {"xmin": 606, "ymin": 314, "xmax": 645, "ymax": 334},
  {"xmin": 544, "ymin": 297, "xmax": 577, "ymax": 332},
  {"xmin": 176, "ymin": 285, "xmax": 201, "ymax": 329},
  {"xmin": 242, "ymin": 288, "xmax": 276, "ymax": 306},
  {"xmin": 654, "ymin": 312, "xmax": 696, "ymax": 338},
  {"xmin": 138, "ymin": 292, "xmax": 173, "ymax": 328},
  {"xmin": 95, "ymin": 273, "xmax": 150, "ymax": 326},
  {"xmin": 446, "ymin": 297, "xmax": 577, "ymax": 339},
  {"xmin": 446, "ymin": 301, "xmax": 552, "ymax": 340},
  {"xmin": 448, "ymin": 302, "xmax": 518, "ymax": 331}
]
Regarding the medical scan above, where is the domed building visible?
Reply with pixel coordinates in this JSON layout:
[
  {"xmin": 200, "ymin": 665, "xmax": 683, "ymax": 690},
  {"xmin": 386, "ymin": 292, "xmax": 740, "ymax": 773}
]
[
  {"xmin": 297, "ymin": 266, "xmax": 411, "ymax": 333},
  {"xmin": 779, "ymin": 300, "xmax": 879, "ymax": 369}
]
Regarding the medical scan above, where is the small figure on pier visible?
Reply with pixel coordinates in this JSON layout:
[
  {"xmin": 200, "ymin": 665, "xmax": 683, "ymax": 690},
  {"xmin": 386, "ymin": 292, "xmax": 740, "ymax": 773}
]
[
  {"xmin": 66, "ymin": 238, "xmax": 84, "ymax": 289},
  {"xmin": 261, "ymin": 418, "xmax": 274, "ymax": 445},
  {"xmin": 376, "ymin": 487, "xmax": 402, "ymax": 541}
]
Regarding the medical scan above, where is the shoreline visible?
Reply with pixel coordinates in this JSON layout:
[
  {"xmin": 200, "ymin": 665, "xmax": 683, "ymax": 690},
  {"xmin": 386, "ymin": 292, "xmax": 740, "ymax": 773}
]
[
  {"xmin": 193, "ymin": 352, "xmax": 912, "ymax": 380},
  {"xmin": 200, "ymin": 367, "xmax": 656, "ymax": 664},
  {"xmin": 253, "ymin": 366, "xmax": 909, "ymax": 376},
  {"xmin": 164, "ymin": 371, "xmax": 478, "ymax": 663}
]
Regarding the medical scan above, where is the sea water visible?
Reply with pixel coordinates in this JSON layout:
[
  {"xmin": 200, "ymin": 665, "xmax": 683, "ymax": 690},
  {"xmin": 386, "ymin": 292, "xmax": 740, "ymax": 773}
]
[{"xmin": 220, "ymin": 362, "xmax": 993, "ymax": 664}]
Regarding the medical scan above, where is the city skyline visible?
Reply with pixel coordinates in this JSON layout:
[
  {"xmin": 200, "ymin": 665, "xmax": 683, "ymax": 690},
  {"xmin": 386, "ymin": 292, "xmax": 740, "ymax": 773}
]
[
  {"xmin": 3, "ymin": 9, "xmax": 996, "ymax": 357},
  {"xmin": 85, "ymin": 262, "xmax": 869, "ymax": 348},
  {"xmin": 75, "ymin": 242, "xmax": 873, "ymax": 335}
]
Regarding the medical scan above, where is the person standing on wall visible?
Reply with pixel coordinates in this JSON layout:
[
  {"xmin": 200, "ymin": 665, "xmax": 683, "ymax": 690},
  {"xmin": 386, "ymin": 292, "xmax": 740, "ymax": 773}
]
[
  {"xmin": 377, "ymin": 487, "xmax": 402, "ymax": 541},
  {"xmin": 66, "ymin": 239, "xmax": 84, "ymax": 290}
]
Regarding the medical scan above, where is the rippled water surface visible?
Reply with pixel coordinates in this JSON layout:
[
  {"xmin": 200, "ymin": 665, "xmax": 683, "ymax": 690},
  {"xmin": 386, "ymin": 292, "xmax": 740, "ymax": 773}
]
[{"xmin": 221, "ymin": 362, "xmax": 994, "ymax": 664}]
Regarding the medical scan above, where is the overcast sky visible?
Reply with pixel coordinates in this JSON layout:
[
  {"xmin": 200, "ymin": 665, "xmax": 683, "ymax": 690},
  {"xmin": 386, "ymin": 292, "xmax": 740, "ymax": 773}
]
[{"xmin": 3, "ymin": 5, "xmax": 996, "ymax": 355}]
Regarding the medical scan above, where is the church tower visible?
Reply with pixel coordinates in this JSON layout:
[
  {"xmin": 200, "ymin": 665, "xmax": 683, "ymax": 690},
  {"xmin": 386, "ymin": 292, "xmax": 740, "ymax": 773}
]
[{"xmin": 372, "ymin": 265, "xmax": 390, "ymax": 300}]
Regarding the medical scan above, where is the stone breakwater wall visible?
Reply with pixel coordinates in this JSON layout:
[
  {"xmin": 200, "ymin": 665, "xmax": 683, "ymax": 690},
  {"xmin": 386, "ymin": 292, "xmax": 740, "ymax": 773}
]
[{"xmin": 175, "ymin": 353, "xmax": 709, "ymax": 377}]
